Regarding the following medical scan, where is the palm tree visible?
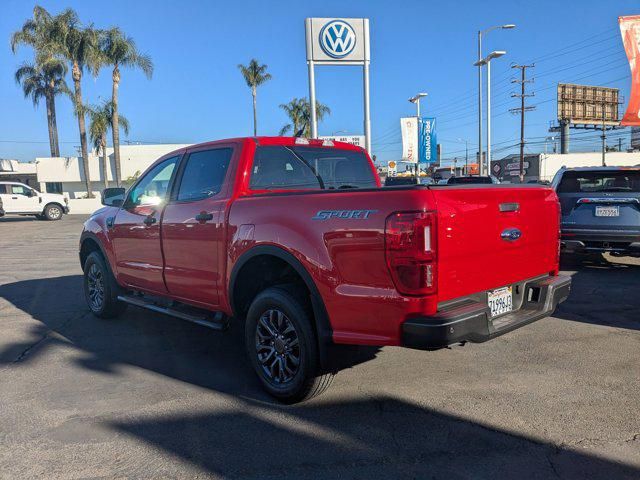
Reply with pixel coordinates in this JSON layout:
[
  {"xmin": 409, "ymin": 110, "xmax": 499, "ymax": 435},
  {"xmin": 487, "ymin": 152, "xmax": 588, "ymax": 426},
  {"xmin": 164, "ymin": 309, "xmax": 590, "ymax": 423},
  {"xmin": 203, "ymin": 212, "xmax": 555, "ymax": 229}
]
[
  {"xmin": 11, "ymin": 6, "xmax": 65, "ymax": 157},
  {"xmin": 99, "ymin": 27, "xmax": 153, "ymax": 187},
  {"xmin": 14, "ymin": 58, "xmax": 69, "ymax": 157},
  {"xmin": 49, "ymin": 9, "xmax": 102, "ymax": 198},
  {"xmin": 88, "ymin": 101, "xmax": 130, "ymax": 190},
  {"xmin": 279, "ymin": 98, "xmax": 330, "ymax": 137},
  {"xmin": 238, "ymin": 59, "xmax": 272, "ymax": 136}
]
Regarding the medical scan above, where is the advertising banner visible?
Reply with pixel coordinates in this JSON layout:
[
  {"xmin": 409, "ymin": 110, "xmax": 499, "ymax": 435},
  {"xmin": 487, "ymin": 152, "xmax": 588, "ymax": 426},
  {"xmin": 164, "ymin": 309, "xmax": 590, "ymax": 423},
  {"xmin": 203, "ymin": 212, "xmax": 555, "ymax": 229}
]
[
  {"xmin": 620, "ymin": 15, "xmax": 640, "ymax": 126},
  {"xmin": 400, "ymin": 117, "xmax": 419, "ymax": 163},
  {"xmin": 418, "ymin": 117, "xmax": 437, "ymax": 164}
]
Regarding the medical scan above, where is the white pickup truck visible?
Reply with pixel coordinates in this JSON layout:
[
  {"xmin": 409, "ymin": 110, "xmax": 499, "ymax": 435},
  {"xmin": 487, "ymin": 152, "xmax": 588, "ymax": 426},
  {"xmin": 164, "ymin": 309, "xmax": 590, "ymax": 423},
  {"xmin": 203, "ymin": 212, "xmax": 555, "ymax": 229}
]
[{"xmin": 0, "ymin": 181, "xmax": 69, "ymax": 220}]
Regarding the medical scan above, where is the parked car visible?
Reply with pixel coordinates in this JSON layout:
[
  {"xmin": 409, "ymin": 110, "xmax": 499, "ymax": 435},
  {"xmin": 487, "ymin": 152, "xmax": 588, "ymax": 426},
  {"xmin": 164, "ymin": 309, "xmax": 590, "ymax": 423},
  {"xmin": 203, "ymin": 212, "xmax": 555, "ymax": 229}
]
[
  {"xmin": 447, "ymin": 175, "xmax": 500, "ymax": 185},
  {"xmin": 0, "ymin": 181, "xmax": 69, "ymax": 220},
  {"xmin": 553, "ymin": 166, "xmax": 640, "ymax": 257},
  {"xmin": 79, "ymin": 137, "xmax": 570, "ymax": 403},
  {"xmin": 384, "ymin": 176, "xmax": 419, "ymax": 186}
]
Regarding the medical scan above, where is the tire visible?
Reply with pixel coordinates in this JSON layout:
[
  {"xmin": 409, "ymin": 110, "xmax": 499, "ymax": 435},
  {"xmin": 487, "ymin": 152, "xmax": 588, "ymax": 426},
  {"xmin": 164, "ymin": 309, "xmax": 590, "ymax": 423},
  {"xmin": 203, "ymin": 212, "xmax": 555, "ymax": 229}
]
[
  {"xmin": 83, "ymin": 251, "xmax": 127, "ymax": 319},
  {"xmin": 245, "ymin": 285, "xmax": 333, "ymax": 403},
  {"xmin": 43, "ymin": 203, "xmax": 63, "ymax": 221}
]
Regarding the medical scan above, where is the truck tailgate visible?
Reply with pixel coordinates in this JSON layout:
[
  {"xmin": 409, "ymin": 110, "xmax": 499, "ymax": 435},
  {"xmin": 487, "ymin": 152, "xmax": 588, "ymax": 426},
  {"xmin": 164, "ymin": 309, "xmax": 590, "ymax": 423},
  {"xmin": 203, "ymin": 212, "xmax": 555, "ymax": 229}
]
[{"xmin": 431, "ymin": 186, "xmax": 560, "ymax": 303}]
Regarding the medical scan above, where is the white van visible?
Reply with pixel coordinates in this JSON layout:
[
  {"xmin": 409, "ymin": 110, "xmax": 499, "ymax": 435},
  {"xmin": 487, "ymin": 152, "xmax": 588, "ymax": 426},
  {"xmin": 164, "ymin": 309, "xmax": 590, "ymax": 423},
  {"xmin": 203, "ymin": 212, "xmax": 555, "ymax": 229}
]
[{"xmin": 0, "ymin": 182, "xmax": 69, "ymax": 220}]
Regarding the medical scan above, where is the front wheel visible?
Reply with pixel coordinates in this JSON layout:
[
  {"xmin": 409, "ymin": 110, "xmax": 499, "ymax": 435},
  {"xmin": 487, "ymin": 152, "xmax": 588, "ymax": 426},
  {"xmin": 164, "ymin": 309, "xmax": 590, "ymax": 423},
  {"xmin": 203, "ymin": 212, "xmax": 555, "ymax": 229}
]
[
  {"xmin": 245, "ymin": 286, "xmax": 333, "ymax": 403},
  {"xmin": 83, "ymin": 251, "xmax": 127, "ymax": 319},
  {"xmin": 43, "ymin": 203, "xmax": 63, "ymax": 221}
]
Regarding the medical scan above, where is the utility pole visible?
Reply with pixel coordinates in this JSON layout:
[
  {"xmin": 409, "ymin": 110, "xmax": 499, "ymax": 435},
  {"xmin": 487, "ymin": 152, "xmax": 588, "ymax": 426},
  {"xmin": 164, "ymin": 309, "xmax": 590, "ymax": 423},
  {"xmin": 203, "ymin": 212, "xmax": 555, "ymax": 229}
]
[
  {"xmin": 510, "ymin": 64, "xmax": 536, "ymax": 183},
  {"xmin": 601, "ymin": 102, "xmax": 607, "ymax": 166}
]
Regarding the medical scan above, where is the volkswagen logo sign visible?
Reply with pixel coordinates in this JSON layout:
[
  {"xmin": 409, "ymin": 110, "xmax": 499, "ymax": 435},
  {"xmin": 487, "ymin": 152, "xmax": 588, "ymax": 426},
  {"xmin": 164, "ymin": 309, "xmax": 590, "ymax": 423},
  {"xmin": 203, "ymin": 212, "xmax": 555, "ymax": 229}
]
[{"xmin": 320, "ymin": 20, "xmax": 356, "ymax": 58}]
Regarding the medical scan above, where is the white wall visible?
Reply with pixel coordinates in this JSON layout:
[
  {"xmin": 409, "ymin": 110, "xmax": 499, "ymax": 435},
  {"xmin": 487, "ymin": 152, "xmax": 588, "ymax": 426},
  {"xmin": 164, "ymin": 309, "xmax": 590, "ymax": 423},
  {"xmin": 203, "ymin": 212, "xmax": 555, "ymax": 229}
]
[
  {"xmin": 539, "ymin": 152, "xmax": 640, "ymax": 181},
  {"xmin": 35, "ymin": 144, "xmax": 191, "ymax": 187}
]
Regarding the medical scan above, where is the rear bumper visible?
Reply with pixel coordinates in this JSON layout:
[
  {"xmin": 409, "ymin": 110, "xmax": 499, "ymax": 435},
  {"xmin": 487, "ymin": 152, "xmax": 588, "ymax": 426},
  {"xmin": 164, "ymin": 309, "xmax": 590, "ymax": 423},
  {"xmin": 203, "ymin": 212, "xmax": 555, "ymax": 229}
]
[
  {"xmin": 402, "ymin": 275, "xmax": 571, "ymax": 350},
  {"xmin": 561, "ymin": 228, "xmax": 640, "ymax": 254}
]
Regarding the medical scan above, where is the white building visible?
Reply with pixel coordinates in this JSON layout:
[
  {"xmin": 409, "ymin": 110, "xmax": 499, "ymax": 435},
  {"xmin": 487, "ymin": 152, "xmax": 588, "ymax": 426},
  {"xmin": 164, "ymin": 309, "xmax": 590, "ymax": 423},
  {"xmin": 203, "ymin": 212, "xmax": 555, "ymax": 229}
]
[
  {"xmin": 539, "ymin": 151, "xmax": 640, "ymax": 181},
  {"xmin": 33, "ymin": 144, "xmax": 190, "ymax": 213},
  {"xmin": 0, "ymin": 159, "xmax": 37, "ymax": 186}
]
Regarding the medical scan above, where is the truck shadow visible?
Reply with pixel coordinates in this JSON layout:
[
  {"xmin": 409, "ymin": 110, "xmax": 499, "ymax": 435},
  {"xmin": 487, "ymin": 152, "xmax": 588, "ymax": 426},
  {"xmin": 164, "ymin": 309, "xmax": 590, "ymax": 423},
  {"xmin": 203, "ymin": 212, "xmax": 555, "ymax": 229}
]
[
  {"xmin": 106, "ymin": 396, "xmax": 639, "ymax": 478},
  {"xmin": 556, "ymin": 254, "xmax": 640, "ymax": 331},
  {"xmin": 0, "ymin": 275, "xmax": 380, "ymax": 402},
  {"xmin": 1, "ymin": 275, "xmax": 639, "ymax": 477}
]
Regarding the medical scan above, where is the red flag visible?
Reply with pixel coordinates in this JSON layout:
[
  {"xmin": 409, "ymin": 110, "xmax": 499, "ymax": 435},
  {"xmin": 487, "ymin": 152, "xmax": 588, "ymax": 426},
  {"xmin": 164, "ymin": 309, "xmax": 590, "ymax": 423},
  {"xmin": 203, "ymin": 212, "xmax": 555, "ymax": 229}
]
[{"xmin": 620, "ymin": 15, "xmax": 640, "ymax": 126}]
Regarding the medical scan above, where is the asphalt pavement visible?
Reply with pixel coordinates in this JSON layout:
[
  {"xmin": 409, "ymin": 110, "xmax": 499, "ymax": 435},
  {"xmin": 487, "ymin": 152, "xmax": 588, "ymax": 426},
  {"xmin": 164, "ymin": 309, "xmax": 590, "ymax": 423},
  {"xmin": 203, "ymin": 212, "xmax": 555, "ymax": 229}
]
[{"xmin": 0, "ymin": 215, "xmax": 639, "ymax": 479}]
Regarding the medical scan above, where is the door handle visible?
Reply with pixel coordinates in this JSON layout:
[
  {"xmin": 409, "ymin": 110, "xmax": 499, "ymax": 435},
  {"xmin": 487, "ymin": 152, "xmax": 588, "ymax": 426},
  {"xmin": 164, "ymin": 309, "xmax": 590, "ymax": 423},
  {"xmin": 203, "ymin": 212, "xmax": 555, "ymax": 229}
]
[
  {"xmin": 143, "ymin": 215, "xmax": 157, "ymax": 226},
  {"xmin": 12, "ymin": 197, "xmax": 18, "ymax": 200},
  {"xmin": 195, "ymin": 211, "xmax": 214, "ymax": 223}
]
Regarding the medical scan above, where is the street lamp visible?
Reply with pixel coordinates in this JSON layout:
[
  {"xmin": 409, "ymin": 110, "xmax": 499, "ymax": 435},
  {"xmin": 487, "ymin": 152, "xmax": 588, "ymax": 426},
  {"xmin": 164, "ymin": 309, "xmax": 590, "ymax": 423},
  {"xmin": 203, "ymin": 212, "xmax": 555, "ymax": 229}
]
[
  {"xmin": 408, "ymin": 92, "xmax": 428, "ymax": 117},
  {"xmin": 457, "ymin": 138, "xmax": 469, "ymax": 173},
  {"xmin": 477, "ymin": 24, "xmax": 515, "ymax": 175},
  {"xmin": 475, "ymin": 50, "xmax": 506, "ymax": 172}
]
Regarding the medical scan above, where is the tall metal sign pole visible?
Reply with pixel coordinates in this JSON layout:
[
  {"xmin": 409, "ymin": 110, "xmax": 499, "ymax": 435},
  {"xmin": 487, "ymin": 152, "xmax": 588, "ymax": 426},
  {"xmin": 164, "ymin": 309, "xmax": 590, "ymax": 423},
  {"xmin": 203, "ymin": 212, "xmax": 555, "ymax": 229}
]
[{"xmin": 305, "ymin": 18, "xmax": 371, "ymax": 154}]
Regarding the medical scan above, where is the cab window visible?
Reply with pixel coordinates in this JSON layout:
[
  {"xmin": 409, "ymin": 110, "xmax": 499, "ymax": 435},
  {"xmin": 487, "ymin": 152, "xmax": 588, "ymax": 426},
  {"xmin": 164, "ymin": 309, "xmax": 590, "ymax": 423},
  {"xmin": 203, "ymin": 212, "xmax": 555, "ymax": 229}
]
[
  {"xmin": 125, "ymin": 156, "xmax": 178, "ymax": 208},
  {"xmin": 10, "ymin": 185, "xmax": 30, "ymax": 195},
  {"xmin": 176, "ymin": 148, "xmax": 232, "ymax": 202}
]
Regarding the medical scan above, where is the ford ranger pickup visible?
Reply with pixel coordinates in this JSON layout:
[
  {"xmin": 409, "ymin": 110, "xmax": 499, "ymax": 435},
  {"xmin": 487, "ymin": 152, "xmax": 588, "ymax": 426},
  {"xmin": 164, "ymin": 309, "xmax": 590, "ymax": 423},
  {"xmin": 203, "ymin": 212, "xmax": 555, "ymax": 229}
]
[{"xmin": 79, "ymin": 137, "xmax": 571, "ymax": 402}]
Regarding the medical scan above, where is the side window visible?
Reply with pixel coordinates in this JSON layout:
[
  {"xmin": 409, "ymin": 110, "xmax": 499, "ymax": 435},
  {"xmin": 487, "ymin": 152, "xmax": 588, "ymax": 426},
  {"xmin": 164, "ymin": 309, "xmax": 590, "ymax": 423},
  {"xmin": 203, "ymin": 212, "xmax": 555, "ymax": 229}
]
[
  {"xmin": 11, "ymin": 185, "xmax": 29, "ymax": 195},
  {"xmin": 250, "ymin": 147, "xmax": 320, "ymax": 190},
  {"xmin": 0, "ymin": 184, "xmax": 6, "ymax": 194},
  {"xmin": 176, "ymin": 148, "xmax": 232, "ymax": 202},
  {"xmin": 126, "ymin": 156, "xmax": 178, "ymax": 208}
]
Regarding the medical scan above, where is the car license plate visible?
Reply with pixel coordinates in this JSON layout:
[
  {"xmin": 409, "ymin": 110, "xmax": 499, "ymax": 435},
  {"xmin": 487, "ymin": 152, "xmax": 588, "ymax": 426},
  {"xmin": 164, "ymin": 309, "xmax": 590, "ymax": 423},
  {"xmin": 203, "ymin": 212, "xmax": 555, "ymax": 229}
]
[
  {"xmin": 488, "ymin": 286, "xmax": 513, "ymax": 318},
  {"xmin": 595, "ymin": 206, "xmax": 619, "ymax": 217}
]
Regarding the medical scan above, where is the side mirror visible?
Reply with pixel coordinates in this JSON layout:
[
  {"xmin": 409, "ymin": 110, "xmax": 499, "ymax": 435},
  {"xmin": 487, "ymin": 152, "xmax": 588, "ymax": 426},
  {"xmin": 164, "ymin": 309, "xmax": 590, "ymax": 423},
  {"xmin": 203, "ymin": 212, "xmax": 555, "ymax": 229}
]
[
  {"xmin": 25, "ymin": 189, "xmax": 35, "ymax": 197},
  {"xmin": 102, "ymin": 187, "xmax": 126, "ymax": 207}
]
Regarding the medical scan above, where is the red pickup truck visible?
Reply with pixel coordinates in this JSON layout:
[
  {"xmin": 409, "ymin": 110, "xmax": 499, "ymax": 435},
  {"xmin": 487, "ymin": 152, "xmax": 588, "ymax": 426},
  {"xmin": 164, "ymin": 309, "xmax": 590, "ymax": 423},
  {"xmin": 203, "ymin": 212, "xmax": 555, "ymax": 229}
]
[{"xmin": 80, "ymin": 137, "xmax": 571, "ymax": 402}]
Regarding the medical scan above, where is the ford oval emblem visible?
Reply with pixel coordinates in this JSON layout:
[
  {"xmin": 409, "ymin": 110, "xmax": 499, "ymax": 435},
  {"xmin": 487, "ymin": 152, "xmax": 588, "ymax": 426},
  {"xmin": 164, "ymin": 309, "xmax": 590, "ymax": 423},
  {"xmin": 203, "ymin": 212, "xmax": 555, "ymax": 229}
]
[{"xmin": 501, "ymin": 228, "xmax": 522, "ymax": 242}]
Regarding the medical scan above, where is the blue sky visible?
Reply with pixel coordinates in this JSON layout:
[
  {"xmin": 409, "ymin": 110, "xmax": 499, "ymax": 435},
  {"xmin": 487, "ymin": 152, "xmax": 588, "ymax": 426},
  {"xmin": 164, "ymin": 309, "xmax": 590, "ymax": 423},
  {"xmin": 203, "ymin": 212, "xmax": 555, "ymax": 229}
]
[{"xmin": 1, "ymin": 0, "xmax": 637, "ymax": 164}]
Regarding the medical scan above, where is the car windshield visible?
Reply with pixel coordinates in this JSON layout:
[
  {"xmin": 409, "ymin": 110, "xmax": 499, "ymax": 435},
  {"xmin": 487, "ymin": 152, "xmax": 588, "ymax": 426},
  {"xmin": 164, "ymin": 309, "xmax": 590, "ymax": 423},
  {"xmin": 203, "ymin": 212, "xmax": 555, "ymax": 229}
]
[
  {"xmin": 250, "ymin": 146, "xmax": 378, "ymax": 190},
  {"xmin": 558, "ymin": 171, "xmax": 640, "ymax": 193}
]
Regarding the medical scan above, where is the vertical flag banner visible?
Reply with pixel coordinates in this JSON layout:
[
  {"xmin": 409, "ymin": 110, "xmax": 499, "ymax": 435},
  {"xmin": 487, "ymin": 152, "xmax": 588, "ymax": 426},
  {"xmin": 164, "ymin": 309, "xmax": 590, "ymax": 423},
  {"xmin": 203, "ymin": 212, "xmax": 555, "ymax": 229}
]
[
  {"xmin": 620, "ymin": 15, "xmax": 640, "ymax": 126},
  {"xmin": 400, "ymin": 117, "xmax": 419, "ymax": 163},
  {"xmin": 418, "ymin": 118, "xmax": 437, "ymax": 164}
]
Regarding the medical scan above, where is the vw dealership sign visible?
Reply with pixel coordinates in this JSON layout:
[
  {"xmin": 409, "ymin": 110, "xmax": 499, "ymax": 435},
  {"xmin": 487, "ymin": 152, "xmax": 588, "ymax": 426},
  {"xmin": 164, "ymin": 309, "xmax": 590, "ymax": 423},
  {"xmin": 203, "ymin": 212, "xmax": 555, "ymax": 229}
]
[
  {"xmin": 305, "ymin": 18, "xmax": 371, "ymax": 154},
  {"xmin": 306, "ymin": 18, "xmax": 370, "ymax": 64},
  {"xmin": 319, "ymin": 20, "xmax": 356, "ymax": 58}
]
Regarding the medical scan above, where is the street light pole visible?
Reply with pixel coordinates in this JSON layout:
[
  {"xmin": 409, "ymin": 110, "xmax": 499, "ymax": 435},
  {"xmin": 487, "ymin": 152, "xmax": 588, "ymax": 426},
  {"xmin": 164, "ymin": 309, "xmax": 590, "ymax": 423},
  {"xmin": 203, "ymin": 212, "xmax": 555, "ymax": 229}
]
[
  {"xmin": 476, "ymin": 24, "xmax": 515, "ymax": 176},
  {"xmin": 408, "ymin": 93, "xmax": 428, "ymax": 118}
]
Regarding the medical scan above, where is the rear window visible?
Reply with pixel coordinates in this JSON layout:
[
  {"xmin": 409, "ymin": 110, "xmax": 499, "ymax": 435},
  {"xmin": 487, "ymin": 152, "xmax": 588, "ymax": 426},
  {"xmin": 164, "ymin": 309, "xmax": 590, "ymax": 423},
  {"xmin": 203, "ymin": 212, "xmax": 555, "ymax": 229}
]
[
  {"xmin": 384, "ymin": 176, "xmax": 418, "ymax": 186},
  {"xmin": 558, "ymin": 171, "xmax": 640, "ymax": 193},
  {"xmin": 250, "ymin": 146, "xmax": 378, "ymax": 190}
]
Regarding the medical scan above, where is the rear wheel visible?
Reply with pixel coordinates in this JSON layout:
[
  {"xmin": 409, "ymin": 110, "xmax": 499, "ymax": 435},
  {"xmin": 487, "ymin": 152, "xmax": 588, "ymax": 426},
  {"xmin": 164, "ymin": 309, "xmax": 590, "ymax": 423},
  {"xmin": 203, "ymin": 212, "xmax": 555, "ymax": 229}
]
[
  {"xmin": 43, "ymin": 203, "xmax": 63, "ymax": 221},
  {"xmin": 83, "ymin": 251, "xmax": 127, "ymax": 318},
  {"xmin": 245, "ymin": 286, "xmax": 333, "ymax": 403}
]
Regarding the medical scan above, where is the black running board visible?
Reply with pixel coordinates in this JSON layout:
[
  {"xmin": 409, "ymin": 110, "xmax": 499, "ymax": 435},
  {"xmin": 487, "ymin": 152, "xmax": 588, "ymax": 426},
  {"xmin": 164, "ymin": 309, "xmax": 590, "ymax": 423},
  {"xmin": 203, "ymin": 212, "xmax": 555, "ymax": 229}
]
[{"xmin": 117, "ymin": 295, "xmax": 228, "ymax": 331}]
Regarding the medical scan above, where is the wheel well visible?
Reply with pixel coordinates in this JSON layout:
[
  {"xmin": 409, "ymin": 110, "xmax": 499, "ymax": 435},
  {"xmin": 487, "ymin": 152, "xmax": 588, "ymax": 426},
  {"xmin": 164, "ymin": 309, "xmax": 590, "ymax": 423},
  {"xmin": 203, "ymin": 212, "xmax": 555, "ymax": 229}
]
[
  {"xmin": 232, "ymin": 254, "xmax": 311, "ymax": 318},
  {"xmin": 43, "ymin": 202, "xmax": 64, "ymax": 212},
  {"xmin": 79, "ymin": 238, "xmax": 102, "ymax": 270}
]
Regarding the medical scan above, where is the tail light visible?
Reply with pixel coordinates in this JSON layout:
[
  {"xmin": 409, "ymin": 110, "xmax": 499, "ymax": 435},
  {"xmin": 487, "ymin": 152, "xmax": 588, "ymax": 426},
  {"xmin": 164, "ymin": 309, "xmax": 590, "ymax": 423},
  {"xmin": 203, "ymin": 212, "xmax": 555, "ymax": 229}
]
[{"xmin": 385, "ymin": 211, "xmax": 437, "ymax": 296}]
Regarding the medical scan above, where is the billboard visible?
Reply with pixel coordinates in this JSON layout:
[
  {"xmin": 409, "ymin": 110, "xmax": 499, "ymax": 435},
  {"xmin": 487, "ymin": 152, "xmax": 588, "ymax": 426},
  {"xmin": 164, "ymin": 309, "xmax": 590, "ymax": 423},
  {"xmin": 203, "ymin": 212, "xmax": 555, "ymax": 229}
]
[
  {"xmin": 557, "ymin": 83, "xmax": 620, "ymax": 125},
  {"xmin": 319, "ymin": 135, "xmax": 365, "ymax": 148},
  {"xmin": 620, "ymin": 16, "xmax": 640, "ymax": 125},
  {"xmin": 305, "ymin": 18, "xmax": 370, "ymax": 65},
  {"xmin": 418, "ymin": 117, "xmax": 437, "ymax": 164},
  {"xmin": 631, "ymin": 127, "xmax": 640, "ymax": 149},
  {"xmin": 400, "ymin": 117, "xmax": 419, "ymax": 163}
]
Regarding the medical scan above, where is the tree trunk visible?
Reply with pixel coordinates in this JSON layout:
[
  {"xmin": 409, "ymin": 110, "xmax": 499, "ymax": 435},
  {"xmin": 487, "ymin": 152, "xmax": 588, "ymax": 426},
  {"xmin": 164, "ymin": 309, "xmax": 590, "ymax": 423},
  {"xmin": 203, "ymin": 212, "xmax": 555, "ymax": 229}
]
[
  {"xmin": 252, "ymin": 86, "xmax": 257, "ymax": 136},
  {"xmin": 111, "ymin": 65, "xmax": 122, "ymax": 187},
  {"xmin": 101, "ymin": 135, "xmax": 109, "ymax": 190},
  {"xmin": 73, "ymin": 61, "xmax": 93, "ymax": 198},
  {"xmin": 49, "ymin": 86, "xmax": 60, "ymax": 157},
  {"xmin": 45, "ymin": 90, "xmax": 56, "ymax": 157}
]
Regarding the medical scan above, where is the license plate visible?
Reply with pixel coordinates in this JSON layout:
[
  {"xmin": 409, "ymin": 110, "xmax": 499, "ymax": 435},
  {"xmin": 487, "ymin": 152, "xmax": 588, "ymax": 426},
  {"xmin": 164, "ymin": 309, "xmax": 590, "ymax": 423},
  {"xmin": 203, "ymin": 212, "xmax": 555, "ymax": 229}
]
[
  {"xmin": 595, "ymin": 206, "xmax": 619, "ymax": 217},
  {"xmin": 488, "ymin": 286, "xmax": 513, "ymax": 318}
]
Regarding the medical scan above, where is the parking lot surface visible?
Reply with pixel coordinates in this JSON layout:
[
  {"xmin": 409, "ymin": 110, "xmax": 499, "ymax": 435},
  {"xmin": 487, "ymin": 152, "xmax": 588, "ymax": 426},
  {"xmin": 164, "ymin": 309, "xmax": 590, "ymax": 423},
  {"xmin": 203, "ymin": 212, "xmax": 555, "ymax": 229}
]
[{"xmin": 0, "ymin": 215, "xmax": 639, "ymax": 479}]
